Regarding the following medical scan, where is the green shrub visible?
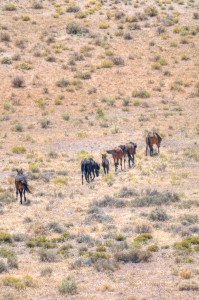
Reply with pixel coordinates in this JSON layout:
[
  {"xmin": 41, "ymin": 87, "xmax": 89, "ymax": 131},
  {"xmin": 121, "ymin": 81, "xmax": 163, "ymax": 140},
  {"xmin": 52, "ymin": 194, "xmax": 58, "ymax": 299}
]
[
  {"xmin": 148, "ymin": 244, "xmax": 159, "ymax": 252},
  {"xmin": 40, "ymin": 267, "xmax": 53, "ymax": 276},
  {"xmin": 26, "ymin": 235, "xmax": 57, "ymax": 249},
  {"xmin": 175, "ymin": 236, "xmax": 199, "ymax": 252},
  {"xmin": 133, "ymin": 233, "xmax": 153, "ymax": 244},
  {"xmin": 1, "ymin": 57, "xmax": 12, "ymax": 64},
  {"xmin": 12, "ymin": 145, "xmax": 26, "ymax": 154},
  {"xmin": 39, "ymin": 249, "xmax": 56, "ymax": 262},
  {"xmin": 54, "ymin": 176, "xmax": 68, "ymax": 185},
  {"xmin": 101, "ymin": 60, "xmax": 113, "ymax": 68},
  {"xmin": 62, "ymin": 113, "xmax": 70, "ymax": 121},
  {"xmin": 114, "ymin": 234, "xmax": 126, "ymax": 241},
  {"xmin": 40, "ymin": 119, "xmax": 51, "ymax": 128},
  {"xmin": 179, "ymin": 281, "xmax": 199, "ymax": 291},
  {"xmin": 0, "ymin": 230, "xmax": 12, "ymax": 243},
  {"xmin": 4, "ymin": 4, "xmax": 16, "ymax": 11},
  {"xmin": 59, "ymin": 276, "xmax": 77, "ymax": 294},
  {"xmin": 132, "ymin": 89, "xmax": 150, "ymax": 98}
]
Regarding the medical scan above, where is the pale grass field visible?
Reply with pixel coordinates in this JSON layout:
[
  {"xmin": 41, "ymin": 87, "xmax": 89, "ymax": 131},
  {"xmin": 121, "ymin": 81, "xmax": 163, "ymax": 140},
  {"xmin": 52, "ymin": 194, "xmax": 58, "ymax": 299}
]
[{"xmin": 0, "ymin": 0, "xmax": 199, "ymax": 299}]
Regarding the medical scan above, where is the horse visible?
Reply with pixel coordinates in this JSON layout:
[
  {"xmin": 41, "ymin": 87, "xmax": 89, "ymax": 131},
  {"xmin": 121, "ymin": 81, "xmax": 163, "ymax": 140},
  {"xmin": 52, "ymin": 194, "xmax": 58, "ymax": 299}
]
[
  {"xmin": 81, "ymin": 158, "xmax": 100, "ymax": 184},
  {"xmin": 15, "ymin": 169, "xmax": 31, "ymax": 204},
  {"xmin": 119, "ymin": 142, "xmax": 137, "ymax": 167},
  {"xmin": 102, "ymin": 154, "xmax": 109, "ymax": 174},
  {"xmin": 106, "ymin": 147, "xmax": 124, "ymax": 172},
  {"xmin": 146, "ymin": 132, "xmax": 162, "ymax": 156}
]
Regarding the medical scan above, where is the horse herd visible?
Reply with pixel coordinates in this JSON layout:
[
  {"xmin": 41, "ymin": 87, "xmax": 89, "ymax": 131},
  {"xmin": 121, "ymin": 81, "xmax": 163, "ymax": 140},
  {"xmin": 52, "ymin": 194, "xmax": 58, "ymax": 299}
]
[{"xmin": 15, "ymin": 132, "xmax": 162, "ymax": 204}]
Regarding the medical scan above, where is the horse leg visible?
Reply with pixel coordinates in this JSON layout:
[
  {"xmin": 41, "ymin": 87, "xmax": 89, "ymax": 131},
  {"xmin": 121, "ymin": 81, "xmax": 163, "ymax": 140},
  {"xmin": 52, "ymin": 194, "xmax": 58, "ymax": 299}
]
[
  {"xmin": 19, "ymin": 190, "xmax": 23, "ymax": 205},
  {"xmin": 24, "ymin": 189, "xmax": 26, "ymax": 202},
  {"xmin": 82, "ymin": 173, "xmax": 84, "ymax": 185},
  {"xmin": 16, "ymin": 188, "xmax": 18, "ymax": 200},
  {"xmin": 120, "ymin": 158, "xmax": 122, "ymax": 171},
  {"xmin": 146, "ymin": 145, "xmax": 148, "ymax": 156},
  {"xmin": 158, "ymin": 144, "xmax": 160, "ymax": 154}
]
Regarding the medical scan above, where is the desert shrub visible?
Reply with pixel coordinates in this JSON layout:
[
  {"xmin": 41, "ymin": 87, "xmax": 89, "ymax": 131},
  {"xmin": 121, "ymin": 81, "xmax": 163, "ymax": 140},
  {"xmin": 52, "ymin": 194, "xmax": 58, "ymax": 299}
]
[
  {"xmin": 114, "ymin": 233, "xmax": 126, "ymax": 241},
  {"xmin": 179, "ymin": 281, "xmax": 199, "ymax": 291},
  {"xmin": 0, "ymin": 231, "xmax": 12, "ymax": 243},
  {"xmin": 0, "ymin": 249, "xmax": 15, "ymax": 258},
  {"xmin": 92, "ymin": 195, "xmax": 127, "ymax": 208},
  {"xmin": 48, "ymin": 151, "xmax": 58, "ymax": 159},
  {"xmin": 12, "ymin": 233, "xmax": 27, "ymax": 242},
  {"xmin": 124, "ymin": 32, "xmax": 132, "ymax": 40},
  {"xmin": 40, "ymin": 267, "xmax": 53, "ymax": 276},
  {"xmin": 132, "ymin": 89, "xmax": 150, "ymax": 98},
  {"xmin": 0, "ymin": 260, "xmax": 7, "ymax": 273},
  {"xmin": 76, "ymin": 233, "xmax": 93, "ymax": 245},
  {"xmin": 12, "ymin": 76, "xmax": 25, "ymax": 88},
  {"xmin": 2, "ymin": 275, "xmax": 36, "ymax": 289},
  {"xmin": 56, "ymin": 78, "xmax": 70, "ymax": 87},
  {"xmin": 67, "ymin": 6, "xmax": 80, "ymax": 13},
  {"xmin": 46, "ymin": 222, "xmax": 63, "ymax": 233},
  {"xmin": 101, "ymin": 60, "xmax": 113, "ymax": 68},
  {"xmin": 99, "ymin": 22, "xmax": 109, "ymax": 29},
  {"xmin": 183, "ymin": 148, "xmax": 199, "ymax": 161},
  {"xmin": 133, "ymin": 233, "xmax": 153, "ymax": 244},
  {"xmin": 22, "ymin": 15, "xmax": 30, "ymax": 21},
  {"xmin": 4, "ymin": 4, "xmax": 16, "ymax": 11},
  {"xmin": 7, "ymin": 255, "xmax": 18, "ymax": 269},
  {"xmin": 40, "ymin": 119, "xmax": 51, "ymax": 129},
  {"xmin": 110, "ymin": 56, "xmax": 125, "ymax": 66},
  {"xmin": 148, "ymin": 244, "xmax": 159, "ymax": 252},
  {"xmin": 1, "ymin": 57, "xmax": 12, "ymax": 65},
  {"xmin": 59, "ymin": 277, "xmax": 77, "ymax": 294},
  {"xmin": 0, "ymin": 32, "xmax": 11, "ymax": 42},
  {"xmin": 193, "ymin": 12, "xmax": 199, "ymax": 19},
  {"xmin": 132, "ymin": 190, "xmax": 180, "ymax": 207},
  {"xmin": 145, "ymin": 6, "xmax": 158, "ymax": 17},
  {"xmin": 54, "ymin": 176, "xmax": 68, "ymax": 185},
  {"xmin": 0, "ymin": 191, "xmax": 15, "ymax": 206},
  {"xmin": 179, "ymin": 269, "xmax": 192, "ymax": 279},
  {"xmin": 94, "ymin": 258, "xmax": 118, "ymax": 272},
  {"xmin": 180, "ymin": 214, "xmax": 198, "ymax": 226},
  {"xmin": 87, "ymin": 206, "xmax": 112, "ymax": 223},
  {"xmin": 118, "ymin": 187, "xmax": 138, "ymax": 198},
  {"xmin": 39, "ymin": 249, "xmax": 56, "ymax": 262},
  {"xmin": 75, "ymin": 72, "xmax": 91, "ymax": 80},
  {"xmin": 66, "ymin": 22, "xmax": 82, "ymax": 35},
  {"xmin": 62, "ymin": 113, "xmax": 70, "ymax": 121},
  {"xmin": 115, "ymin": 248, "xmax": 151, "ymax": 263},
  {"xmin": 122, "ymin": 97, "xmax": 130, "ymax": 106},
  {"xmin": 149, "ymin": 208, "xmax": 168, "ymax": 221},
  {"xmin": 14, "ymin": 122, "xmax": 23, "ymax": 132},
  {"xmin": 135, "ymin": 221, "xmax": 152, "ymax": 234},
  {"xmin": 32, "ymin": 1, "xmax": 43, "ymax": 9}
]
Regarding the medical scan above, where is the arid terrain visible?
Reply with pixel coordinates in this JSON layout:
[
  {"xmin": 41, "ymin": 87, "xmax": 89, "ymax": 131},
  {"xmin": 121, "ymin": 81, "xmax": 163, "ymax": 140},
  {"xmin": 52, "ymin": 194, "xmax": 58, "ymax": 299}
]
[{"xmin": 0, "ymin": 0, "xmax": 199, "ymax": 299}]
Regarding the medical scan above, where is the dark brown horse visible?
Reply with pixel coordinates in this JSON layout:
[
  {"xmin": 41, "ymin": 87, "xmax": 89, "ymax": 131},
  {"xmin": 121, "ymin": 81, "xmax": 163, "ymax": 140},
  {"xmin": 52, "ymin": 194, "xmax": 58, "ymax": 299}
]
[
  {"xmin": 146, "ymin": 132, "xmax": 162, "ymax": 156},
  {"xmin": 119, "ymin": 142, "xmax": 137, "ymax": 167},
  {"xmin": 107, "ymin": 147, "xmax": 124, "ymax": 172},
  {"xmin": 102, "ymin": 154, "xmax": 109, "ymax": 174},
  {"xmin": 15, "ymin": 169, "xmax": 31, "ymax": 204}
]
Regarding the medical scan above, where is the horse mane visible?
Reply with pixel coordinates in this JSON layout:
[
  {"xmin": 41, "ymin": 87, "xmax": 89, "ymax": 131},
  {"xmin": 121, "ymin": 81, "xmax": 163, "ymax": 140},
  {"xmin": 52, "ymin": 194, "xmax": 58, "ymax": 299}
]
[{"xmin": 155, "ymin": 132, "xmax": 162, "ymax": 141}]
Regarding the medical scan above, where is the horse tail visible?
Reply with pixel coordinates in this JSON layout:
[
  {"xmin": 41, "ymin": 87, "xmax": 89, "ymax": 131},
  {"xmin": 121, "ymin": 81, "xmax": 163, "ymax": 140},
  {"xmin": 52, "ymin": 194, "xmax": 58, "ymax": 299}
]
[{"xmin": 22, "ymin": 181, "xmax": 31, "ymax": 193}]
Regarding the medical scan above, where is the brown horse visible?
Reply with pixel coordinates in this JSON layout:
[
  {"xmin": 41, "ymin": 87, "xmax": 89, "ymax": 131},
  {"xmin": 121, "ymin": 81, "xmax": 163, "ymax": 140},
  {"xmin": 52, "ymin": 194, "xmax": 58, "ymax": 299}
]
[
  {"xmin": 119, "ymin": 142, "xmax": 137, "ymax": 167},
  {"xmin": 146, "ymin": 132, "xmax": 162, "ymax": 156},
  {"xmin": 107, "ymin": 147, "xmax": 124, "ymax": 172},
  {"xmin": 15, "ymin": 169, "xmax": 31, "ymax": 204}
]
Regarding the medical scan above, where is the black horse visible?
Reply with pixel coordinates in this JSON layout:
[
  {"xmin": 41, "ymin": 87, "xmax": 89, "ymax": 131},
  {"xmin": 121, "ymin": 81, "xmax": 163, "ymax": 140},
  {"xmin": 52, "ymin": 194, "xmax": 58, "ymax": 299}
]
[
  {"xmin": 81, "ymin": 158, "xmax": 100, "ymax": 184},
  {"xmin": 102, "ymin": 154, "xmax": 109, "ymax": 174},
  {"xmin": 15, "ymin": 169, "xmax": 31, "ymax": 204}
]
